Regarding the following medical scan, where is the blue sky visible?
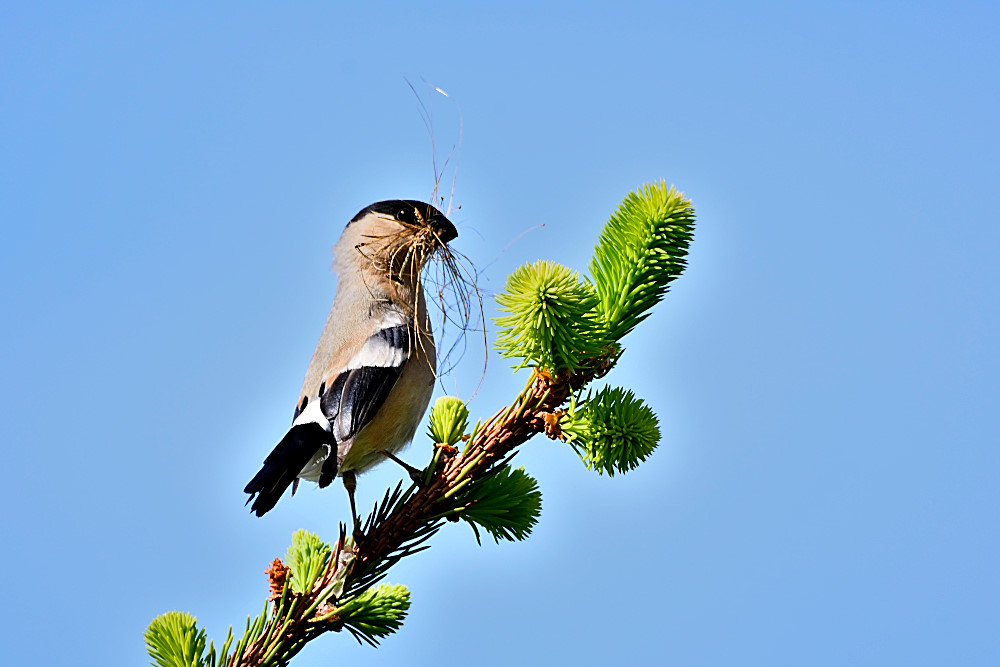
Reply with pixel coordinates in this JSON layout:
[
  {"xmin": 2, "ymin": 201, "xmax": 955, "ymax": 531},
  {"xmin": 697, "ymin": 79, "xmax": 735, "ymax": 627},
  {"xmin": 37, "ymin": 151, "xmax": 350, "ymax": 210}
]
[{"xmin": 2, "ymin": 2, "xmax": 998, "ymax": 665}]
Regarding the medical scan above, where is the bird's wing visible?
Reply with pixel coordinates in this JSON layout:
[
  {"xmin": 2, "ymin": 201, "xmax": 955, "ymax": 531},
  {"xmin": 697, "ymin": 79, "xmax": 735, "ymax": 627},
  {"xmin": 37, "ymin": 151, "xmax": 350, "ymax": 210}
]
[
  {"xmin": 244, "ymin": 422, "xmax": 336, "ymax": 514},
  {"xmin": 244, "ymin": 319, "xmax": 416, "ymax": 513},
  {"xmin": 320, "ymin": 320, "xmax": 414, "ymax": 444}
]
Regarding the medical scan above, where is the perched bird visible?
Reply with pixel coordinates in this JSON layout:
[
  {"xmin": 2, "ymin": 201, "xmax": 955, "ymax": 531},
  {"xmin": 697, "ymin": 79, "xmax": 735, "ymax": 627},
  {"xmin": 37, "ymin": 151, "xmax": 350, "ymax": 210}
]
[{"xmin": 244, "ymin": 200, "xmax": 458, "ymax": 526}]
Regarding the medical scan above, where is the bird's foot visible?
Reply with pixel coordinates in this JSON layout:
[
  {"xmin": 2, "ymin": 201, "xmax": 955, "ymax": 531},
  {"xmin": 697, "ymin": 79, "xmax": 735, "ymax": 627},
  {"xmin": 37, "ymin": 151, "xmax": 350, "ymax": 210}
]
[{"xmin": 380, "ymin": 450, "xmax": 426, "ymax": 486}]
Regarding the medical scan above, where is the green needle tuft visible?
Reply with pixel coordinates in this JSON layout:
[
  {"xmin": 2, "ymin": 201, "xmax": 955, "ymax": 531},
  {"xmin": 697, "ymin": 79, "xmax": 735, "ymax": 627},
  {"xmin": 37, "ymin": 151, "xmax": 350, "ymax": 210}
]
[
  {"xmin": 589, "ymin": 181, "xmax": 695, "ymax": 341},
  {"xmin": 560, "ymin": 387, "xmax": 661, "ymax": 476},
  {"xmin": 495, "ymin": 260, "xmax": 609, "ymax": 372},
  {"xmin": 286, "ymin": 530, "xmax": 332, "ymax": 595},
  {"xmin": 455, "ymin": 465, "xmax": 542, "ymax": 544},
  {"xmin": 427, "ymin": 396, "xmax": 470, "ymax": 445},
  {"xmin": 144, "ymin": 611, "xmax": 209, "ymax": 667},
  {"xmin": 333, "ymin": 584, "xmax": 411, "ymax": 647}
]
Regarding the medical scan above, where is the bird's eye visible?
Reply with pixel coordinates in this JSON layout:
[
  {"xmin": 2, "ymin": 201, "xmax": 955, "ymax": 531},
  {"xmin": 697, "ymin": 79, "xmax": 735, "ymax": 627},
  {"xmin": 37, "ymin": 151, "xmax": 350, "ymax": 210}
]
[{"xmin": 395, "ymin": 208, "xmax": 411, "ymax": 222}]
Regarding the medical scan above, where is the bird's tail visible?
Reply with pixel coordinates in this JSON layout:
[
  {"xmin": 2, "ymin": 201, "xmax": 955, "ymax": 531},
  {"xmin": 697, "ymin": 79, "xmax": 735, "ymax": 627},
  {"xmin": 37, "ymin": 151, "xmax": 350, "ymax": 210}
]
[{"xmin": 244, "ymin": 423, "xmax": 336, "ymax": 517}]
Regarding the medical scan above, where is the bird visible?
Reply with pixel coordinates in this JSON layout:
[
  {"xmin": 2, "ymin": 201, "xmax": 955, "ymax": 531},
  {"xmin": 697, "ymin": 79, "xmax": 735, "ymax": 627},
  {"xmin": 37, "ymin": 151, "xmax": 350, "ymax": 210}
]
[{"xmin": 244, "ymin": 199, "xmax": 458, "ymax": 528}]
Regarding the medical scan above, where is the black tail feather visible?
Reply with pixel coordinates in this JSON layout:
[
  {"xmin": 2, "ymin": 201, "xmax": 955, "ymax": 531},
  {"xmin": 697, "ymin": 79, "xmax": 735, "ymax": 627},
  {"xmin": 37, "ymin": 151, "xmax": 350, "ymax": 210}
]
[{"xmin": 244, "ymin": 423, "xmax": 336, "ymax": 517}]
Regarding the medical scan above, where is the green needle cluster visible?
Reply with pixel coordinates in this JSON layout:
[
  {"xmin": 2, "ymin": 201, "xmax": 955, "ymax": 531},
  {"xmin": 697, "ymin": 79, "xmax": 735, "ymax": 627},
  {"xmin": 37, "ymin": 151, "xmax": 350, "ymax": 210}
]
[
  {"xmin": 427, "ymin": 396, "xmax": 470, "ymax": 446},
  {"xmin": 494, "ymin": 260, "xmax": 607, "ymax": 372},
  {"xmin": 589, "ymin": 181, "xmax": 695, "ymax": 340},
  {"xmin": 286, "ymin": 530, "xmax": 332, "ymax": 595},
  {"xmin": 494, "ymin": 182, "xmax": 694, "ymax": 374},
  {"xmin": 333, "ymin": 584, "xmax": 411, "ymax": 647},
  {"xmin": 144, "ymin": 611, "xmax": 209, "ymax": 667},
  {"xmin": 457, "ymin": 465, "xmax": 542, "ymax": 544},
  {"xmin": 560, "ymin": 387, "xmax": 661, "ymax": 476}
]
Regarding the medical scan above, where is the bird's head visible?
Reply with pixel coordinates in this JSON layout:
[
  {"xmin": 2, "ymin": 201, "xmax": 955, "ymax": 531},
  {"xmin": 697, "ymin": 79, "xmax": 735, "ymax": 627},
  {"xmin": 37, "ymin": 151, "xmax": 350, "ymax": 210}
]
[{"xmin": 340, "ymin": 200, "xmax": 458, "ymax": 285}]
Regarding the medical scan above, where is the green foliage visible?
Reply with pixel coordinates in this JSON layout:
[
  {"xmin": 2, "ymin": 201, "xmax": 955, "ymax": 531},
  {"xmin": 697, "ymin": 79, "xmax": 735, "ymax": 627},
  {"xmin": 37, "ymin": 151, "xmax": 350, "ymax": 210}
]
[
  {"xmin": 494, "ymin": 260, "xmax": 608, "ymax": 372},
  {"xmin": 333, "ymin": 584, "xmax": 411, "ymax": 647},
  {"xmin": 589, "ymin": 181, "xmax": 695, "ymax": 341},
  {"xmin": 456, "ymin": 465, "xmax": 542, "ymax": 544},
  {"xmin": 494, "ymin": 183, "xmax": 694, "ymax": 373},
  {"xmin": 560, "ymin": 387, "xmax": 660, "ymax": 476},
  {"xmin": 145, "ymin": 611, "xmax": 208, "ymax": 667},
  {"xmin": 427, "ymin": 396, "xmax": 470, "ymax": 445},
  {"xmin": 226, "ymin": 601, "xmax": 272, "ymax": 666},
  {"xmin": 145, "ymin": 181, "xmax": 694, "ymax": 665},
  {"xmin": 286, "ymin": 530, "xmax": 331, "ymax": 595},
  {"xmin": 350, "ymin": 482, "xmax": 444, "ymax": 597}
]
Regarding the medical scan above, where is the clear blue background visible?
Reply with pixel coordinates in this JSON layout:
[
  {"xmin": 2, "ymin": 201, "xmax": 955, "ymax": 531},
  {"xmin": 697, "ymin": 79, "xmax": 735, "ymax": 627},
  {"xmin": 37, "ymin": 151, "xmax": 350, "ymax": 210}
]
[{"xmin": 2, "ymin": 2, "xmax": 997, "ymax": 665}]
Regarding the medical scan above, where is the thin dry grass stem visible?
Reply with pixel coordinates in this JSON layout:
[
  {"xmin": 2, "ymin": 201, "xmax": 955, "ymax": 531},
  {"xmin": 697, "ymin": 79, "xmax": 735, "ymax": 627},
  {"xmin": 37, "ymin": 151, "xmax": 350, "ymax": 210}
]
[
  {"xmin": 350, "ymin": 221, "xmax": 484, "ymax": 388},
  {"xmin": 445, "ymin": 107, "xmax": 462, "ymax": 218},
  {"xmin": 405, "ymin": 77, "xmax": 462, "ymax": 218},
  {"xmin": 403, "ymin": 78, "xmax": 484, "ymax": 392},
  {"xmin": 353, "ymin": 223, "xmax": 436, "ymax": 363},
  {"xmin": 477, "ymin": 223, "xmax": 547, "ymax": 277},
  {"xmin": 424, "ymin": 241, "xmax": 486, "ymax": 385}
]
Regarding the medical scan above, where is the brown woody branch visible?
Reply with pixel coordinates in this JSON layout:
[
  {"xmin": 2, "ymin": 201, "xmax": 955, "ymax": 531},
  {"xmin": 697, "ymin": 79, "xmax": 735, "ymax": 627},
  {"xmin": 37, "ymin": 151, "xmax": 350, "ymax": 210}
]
[
  {"xmin": 231, "ymin": 365, "xmax": 606, "ymax": 667},
  {"xmin": 355, "ymin": 368, "xmax": 587, "ymax": 565}
]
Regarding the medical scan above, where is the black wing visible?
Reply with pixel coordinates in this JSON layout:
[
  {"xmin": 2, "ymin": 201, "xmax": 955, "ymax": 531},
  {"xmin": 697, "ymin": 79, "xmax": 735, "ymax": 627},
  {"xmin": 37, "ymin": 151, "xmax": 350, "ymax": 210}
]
[
  {"xmin": 321, "ymin": 323, "xmax": 412, "ymax": 443},
  {"xmin": 243, "ymin": 322, "xmax": 413, "ymax": 516},
  {"xmin": 244, "ymin": 422, "xmax": 336, "ymax": 516}
]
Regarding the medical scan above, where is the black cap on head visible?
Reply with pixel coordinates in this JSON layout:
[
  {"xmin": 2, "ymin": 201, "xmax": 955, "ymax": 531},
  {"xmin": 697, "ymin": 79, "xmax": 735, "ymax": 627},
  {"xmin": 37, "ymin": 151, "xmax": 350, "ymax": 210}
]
[{"xmin": 350, "ymin": 200, "xmax": 457, "ymax": 243}]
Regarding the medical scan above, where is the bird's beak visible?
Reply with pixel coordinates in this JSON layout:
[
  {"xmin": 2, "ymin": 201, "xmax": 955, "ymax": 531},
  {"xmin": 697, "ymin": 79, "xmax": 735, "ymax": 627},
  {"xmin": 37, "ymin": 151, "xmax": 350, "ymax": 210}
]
[{"xmin": 430, "ymin": 214, "xmax": 458, "ymax": 244}]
